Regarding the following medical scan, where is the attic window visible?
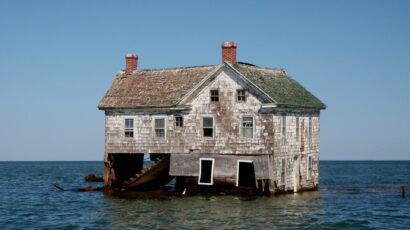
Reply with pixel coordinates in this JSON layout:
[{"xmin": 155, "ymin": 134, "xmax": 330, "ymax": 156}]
[
  {"xmin": 154, "ymin": 118, "xmax": 165, "ymax": 138},
  {"xmin": 124, "ymin": 118, "xmax": 134, "ymax": 138},
  {"xmin": 175, "ymin": 116, "xmax": 183, "ymax": 127},
  {"xmin": 210, "ymin": 90, "xmax": 219, "ymax": 102},
  {"xmin": 237, "ymin": 89, "xmax": 246, "ymax": 102}
]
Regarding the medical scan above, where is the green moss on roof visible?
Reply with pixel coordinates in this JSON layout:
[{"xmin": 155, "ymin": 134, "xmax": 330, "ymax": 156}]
[{"xmin": 233, "ymin": 63, "xmax": 326, "ymax": 109}]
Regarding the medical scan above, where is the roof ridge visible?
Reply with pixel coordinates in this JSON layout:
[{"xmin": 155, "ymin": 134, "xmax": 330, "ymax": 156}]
[
  {"xmin": 135, "ymin": 64, "xmax": 220, "ymax": 72},
  {"xmin": 236, "ymin": 63, "xmax": 285, "ymax": 73}
]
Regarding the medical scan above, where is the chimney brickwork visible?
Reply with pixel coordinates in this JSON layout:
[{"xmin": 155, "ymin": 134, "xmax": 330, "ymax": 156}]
[
  {"xmin": 125, "ymin": 53, "xmax": 138, "ymax": 74},
  {"xmin": 221, "ymin": 41, "xmax": 237, "ymax": 64}
]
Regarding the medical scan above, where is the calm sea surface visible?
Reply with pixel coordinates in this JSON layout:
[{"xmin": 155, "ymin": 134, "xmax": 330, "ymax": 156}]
[{"xmin": 0, "ymin": 161, "xmax": 409, "ymax": 229}]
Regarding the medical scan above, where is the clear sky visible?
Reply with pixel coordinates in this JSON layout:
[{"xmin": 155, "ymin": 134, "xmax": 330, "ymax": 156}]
[{"xmin": 0, "ymin": 1, "xmax": 409, "ymax": 161}]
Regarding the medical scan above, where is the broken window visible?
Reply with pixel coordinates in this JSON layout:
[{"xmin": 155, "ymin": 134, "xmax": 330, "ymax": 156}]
[
  {"xmin": 199, "ymin": 158, "xmax": 214, "ymax": 185},
  {"xmin": 296, "ymin": 117, "xmax": 300, "ymax": 141},
  {"xmin": 237, "ymin": 89, "xmax": 246, "ymax": 102},
  {"xmin": 308, "ymin": 116, "xmax": 312, "ymax": 138},
  {"xmin": 210, "ymin": 89, "xmax": 219, "ymax": 102},
  {"xmin": 175, "ymin": 116, "xmax": 183, "ymax": 127},
  {"xmin": 242, "ymin": 116, "xmax": 253, "ymax": 138},
  {"xmin": 124, "ymin": 118, "xmax": 134, "ymax": 138},
  {"xmin": 307, "ymin": 155, "xmax": 312, "ymax": 179},
  {"xmin": 154, "ymin": 118, "xmax": 165, "ymax": 138},
  {"xmin": 281, "ymin": 115, "xmax": 287, "ymax": 137},
  {"xmin": 203, "ymin": 117, "xmax": 214, "ymax": 137},
  {"xmin": 281, "ymin": 159, "xmax": 286, "ymax": 184}
]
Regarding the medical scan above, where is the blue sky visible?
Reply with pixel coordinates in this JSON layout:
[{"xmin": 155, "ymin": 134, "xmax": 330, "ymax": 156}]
[{"xmin": 0, "ymin": 1, "xmax": 409, "ymax": 160}]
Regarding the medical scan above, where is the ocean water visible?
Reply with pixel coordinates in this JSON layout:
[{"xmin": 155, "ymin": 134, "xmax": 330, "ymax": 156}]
[{"xmin": 0, "ymin": 161, "xmax": 409, "ymax": 229}]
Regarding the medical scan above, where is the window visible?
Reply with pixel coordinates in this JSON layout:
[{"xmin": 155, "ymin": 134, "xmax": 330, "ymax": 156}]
[
  {"xmin": 281, "ymin": 159, "xmax": 286, "ymax": 184},
  {"xmin": 281, "ymin": 115, "xmax": 286, "ymax": 137},
  {"xmin": 237, "ymin": 89, "xmax": 246, "ymax": 102},
  {"xmin": 308, "ymin": 116, "xmax": 312, "ymax": 137},
  {"xmin": 124, "ymin": 118, "xmax": 134, "ymax": 138},
  {"xmin": 242, "ymin": 117, "xmax": 253, "ymax": 138},
  {"xmin": 198, "ymin": 158, "xmax": 214, "ymax": 185},
  {"xmin": 154, "ymin": 118, "xmax": 165, "ymax": 138},
  {"xmin": 296, "ymin": 117, "xmax": 300, "ymax": 141},
  {"xmin": 210, "ymin": 89, "xmax": 219, "ymax": 102},
  {"xmin": 203, "ymin": 117, "xmax": 214, "ymax": 137},
  {"xmin": 175, "ymin": 116, "xmax": 183, "ymax": 127},
  {"xmin": 307, "ymin": 155, "xmax": 312, "ymax": 179}
]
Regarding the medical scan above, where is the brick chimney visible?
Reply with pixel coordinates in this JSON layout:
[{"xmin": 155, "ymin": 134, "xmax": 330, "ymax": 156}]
[
  {"xmin": 221, "ymin": 41, "xmax": 237, "ymax": 64},
  {"xmin": 125, "ymin": 53, "xmax": 138, "ymax": 74}
]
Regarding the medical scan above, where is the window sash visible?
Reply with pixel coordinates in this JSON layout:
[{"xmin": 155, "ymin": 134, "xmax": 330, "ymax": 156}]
[
  {"xmin": 154, "ymin": 118, "xmax": 165, "ymax": 138},
  {"xmin": 242, "ymin": 117, "xmax": 253, "ymax": 138},
  {"xmin": 124, "ymin": 119, "xmax": 134, "ymax": 137},
  {"xmin": 308, "ymin": 117, "xmax": 312, "ymax": 137},
  {"xmin": 237, "ymin": 90, "xmax": 246, "ymax": 101},
  {"xmin": 210, "ymin": 90, "xmax": 219, "ymax": 102},
  {"xmin": 203, "ymin": 117, "xmax": 213, "ymax": 128},
  {"xmin": 175, "ymin": 116, "xmax": 183, "ymax": 127}
]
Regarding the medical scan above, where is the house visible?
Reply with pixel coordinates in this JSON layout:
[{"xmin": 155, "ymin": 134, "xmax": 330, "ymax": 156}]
[{"xmin": 98, "ymin": 41, "xmax": 326, "ymax": 195}]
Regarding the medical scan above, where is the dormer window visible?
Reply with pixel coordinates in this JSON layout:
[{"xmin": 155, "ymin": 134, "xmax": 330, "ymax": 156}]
[
  {"xmin": 237, "ymin": 89, "xmax": 246, "ymax": 102},
  {"xmin": 210, "ymin": 90, "xmax": 219, "ymax": 102}
]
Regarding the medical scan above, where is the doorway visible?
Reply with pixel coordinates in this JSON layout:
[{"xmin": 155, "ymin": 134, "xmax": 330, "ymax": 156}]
[{"xmin": 236, "ymin": 160, "xmax": 256, "ymax": 187}]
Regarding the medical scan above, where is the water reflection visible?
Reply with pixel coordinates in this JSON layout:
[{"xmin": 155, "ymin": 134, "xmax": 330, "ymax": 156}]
[{"xmin": 101, "ymin": 191, "xmax": 324, "ymax": 229}]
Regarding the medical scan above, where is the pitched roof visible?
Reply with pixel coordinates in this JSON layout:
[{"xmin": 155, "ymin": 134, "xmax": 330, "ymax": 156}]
[
  {"xmin": 98, "ymin": 65, "xmax": 219, "ymax": 109},
  {"xmin": 98, "ymin": 63, "xmax": 326, "ymax": 109},
  {"xmin": 233, "ymin": 63, "xmax": 326, "ymax": 109}
]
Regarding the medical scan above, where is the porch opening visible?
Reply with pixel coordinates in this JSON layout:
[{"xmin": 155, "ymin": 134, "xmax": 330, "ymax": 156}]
[
  {"xmin": 198, "ymin": 158, "xmax": 214, "ymax": 185},
  {"xmin": 108, "ymin": 153, "xmax": 144, "ymax": 186},
  {"xmin": 236, "ymin": 160, "xmax": 256, "ymax": 187}
]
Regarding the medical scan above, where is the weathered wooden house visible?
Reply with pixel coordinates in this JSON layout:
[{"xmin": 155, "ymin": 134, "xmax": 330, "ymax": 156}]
[{"xmin": 98, "ymin": 41, "xmax": 326, "ymax": 195}]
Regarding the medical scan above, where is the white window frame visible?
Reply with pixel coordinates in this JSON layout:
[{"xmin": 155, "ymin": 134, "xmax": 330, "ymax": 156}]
[
  {"xmin": 202, "ymin": 115, "xmax": 214, "ymax": 138},
  {"xmin": 281, "ymin": 115, "xmax": 287, "ymax": 137},
  {"xmin": 198, "ymin": 158, "xmax": 215, "ymax": 185},
  {"xmin": 307, "ymin": 155, "xmax": 313, "ymax": 179},
  {"xmin": 241, "ymin": 116, "xmax": 254, "ymax": 139},
  {"xmin": 124, "ymin": 117, "xmax": 134, "ymax": 138},
  {"xmin": 152, "ymin": 116, "xmax": 167, "ymax": 138},
  {"xmin": 236, "ymin": 160, "xmax": 253, "ymax": 187}
]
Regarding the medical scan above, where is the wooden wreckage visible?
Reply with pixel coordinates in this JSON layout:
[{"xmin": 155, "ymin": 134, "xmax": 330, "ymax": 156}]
[{"xmin": 98, "ymin": 41, "xmax": 326, "ymax": 195}]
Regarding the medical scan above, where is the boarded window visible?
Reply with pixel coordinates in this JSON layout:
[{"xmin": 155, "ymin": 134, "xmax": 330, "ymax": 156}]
[
  {"xmin": 210, "ymin": 90, "xmax": 219, "ymax": 102},
  {"xmin": 296, "ymin": 117, "xmax": 300, "ymax": 141},
  {"xmin": 154, "ymin": 118, "xmax": 165, "ymax": 138},
  {"xmin": 175, "ymin": 116, "xmax": 183, "ymax": 127},
  {"xmin": 308, "ymin": 116, "xmax": 312, "ymax": 137},
  {"xmin": 242, "ymin": 117, "xmax": 253, "ymax": 138},
  {"xmin": 199, "ymin": 158, "xmax": 214, "ymax": 185},
  {"xmin": 124, "ymin": 118, "xmax": 134, "ymax": 138},
  {"xmin": 203, "ymin": 117, "xmax": 213, "ymax": 137},
  {"xmin": 237, "ymin": 89, "xmax": 246, "ymax": 102},
  {"xmin": 281, "ymin": 115, "xmax": 287, "ymax": 137},
  {"xmin": 307, "ymin": 155, "xmax": 312, "ymax": 178},
  {"xmin": 281, "ymin": 159, "xmax": 286, "ymax": 184}
]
